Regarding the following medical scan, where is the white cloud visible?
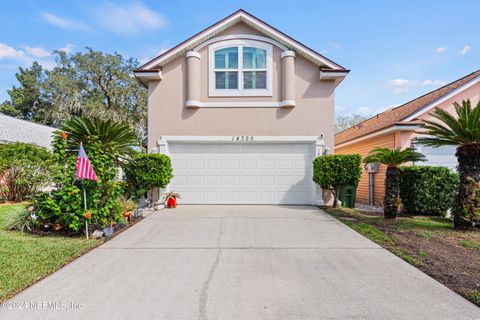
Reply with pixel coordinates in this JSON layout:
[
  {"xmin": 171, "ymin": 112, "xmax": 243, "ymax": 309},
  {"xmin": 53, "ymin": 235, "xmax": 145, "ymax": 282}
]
[
  {"xmin": 385, "ymin": 78, "xmax": 446, "ymax": 94},
  {"xmin": 21, "ymin": 46, "xmax": 51, "ymax": 58},
  {"xmin": 0, "ymin": 43, "xmax": 24, "ymax": 59},
  {"xmin": 0, "ymin": 43, "xmax": 57, "ymax": 70},
  {"xmin": 56, "ymin": 44, "xmax": 75, "ymax": 54},
  {"xmin": 460, "ymin": 45, "xmax": 471, "ymax": 56},
  {"xmin": 41, "ymin": 12, "xmax": 90, "ymax": 31},
  {"xmin": 436, "ymin": 46, "xmax": 446, "ymax": 53},
  {"xmin": 92, "ymin": 2, "xmax": 167, "ymax": 36}
]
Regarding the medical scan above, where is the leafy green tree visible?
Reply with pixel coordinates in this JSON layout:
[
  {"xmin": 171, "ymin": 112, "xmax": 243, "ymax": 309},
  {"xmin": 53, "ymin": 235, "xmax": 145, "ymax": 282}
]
[
  {"xmin": 417, "ymin": 100, "xmax": 480, "ymax": 229},
  {"xmin": 364, "ymin": 148, "xmax": 425, "ymax": 219},
  {"xmin": 313, "ymin": 154, "xmax": 362, "ymax": 208},
  {"xmin": 0, "ymin": 62, "xmax": 52, "ymax": 122},
  {"xmin": 0, "ymin": 142, "xmax": 54, "ymax": 202},
  {"xmin": 1, "ymin": 48, "xmax": 147, "ymax": 143},
  {"xmin": 124, "ymin": 154, "xmax": 173, "ymax": 201}
]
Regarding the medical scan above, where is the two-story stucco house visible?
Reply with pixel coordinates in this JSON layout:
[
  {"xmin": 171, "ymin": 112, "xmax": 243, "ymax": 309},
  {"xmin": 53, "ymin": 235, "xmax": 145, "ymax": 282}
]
[{"xmin": 134, "ymin": 9, "xmax": 349, "ymax": 205}]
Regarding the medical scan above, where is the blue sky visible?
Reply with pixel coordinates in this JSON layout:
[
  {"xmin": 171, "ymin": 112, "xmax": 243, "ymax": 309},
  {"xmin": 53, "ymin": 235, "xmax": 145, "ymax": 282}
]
[{"xmin": 1, "ymin": 0, "xmax": 479, "ymax": 116}]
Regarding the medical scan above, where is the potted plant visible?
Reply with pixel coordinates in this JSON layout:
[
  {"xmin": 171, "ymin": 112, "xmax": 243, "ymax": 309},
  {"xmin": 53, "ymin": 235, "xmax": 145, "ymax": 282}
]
[{"xmin": 163, "ymin": 191, "xmax": 181, "ymax": 208}]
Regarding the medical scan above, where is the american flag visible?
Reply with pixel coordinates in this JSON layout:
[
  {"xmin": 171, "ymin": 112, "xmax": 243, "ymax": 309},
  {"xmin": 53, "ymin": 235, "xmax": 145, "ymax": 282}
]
[{"xmin": 75, "ymin": 142, "xmax": 98, "ymax": 181}]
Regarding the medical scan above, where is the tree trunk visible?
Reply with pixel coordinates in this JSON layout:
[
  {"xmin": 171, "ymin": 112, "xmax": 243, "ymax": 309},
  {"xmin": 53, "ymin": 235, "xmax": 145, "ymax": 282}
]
[
  {"xmin": 384, "ymin": 166, "xmax": 400, "ymax": 219},
  {"xmin": 453, "ymin": 143, "xmax": 480, "ymax": 229},
  {"xmin": 332, "ymin": 189, "xmax": 338, "ymax": 208}
]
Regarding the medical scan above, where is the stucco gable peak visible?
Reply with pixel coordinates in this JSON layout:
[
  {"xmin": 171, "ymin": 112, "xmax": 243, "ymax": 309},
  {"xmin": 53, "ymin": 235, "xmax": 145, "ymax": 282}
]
[{"xmin": 137, "ymin": 9, "xmax": 346, "ymax": 71}]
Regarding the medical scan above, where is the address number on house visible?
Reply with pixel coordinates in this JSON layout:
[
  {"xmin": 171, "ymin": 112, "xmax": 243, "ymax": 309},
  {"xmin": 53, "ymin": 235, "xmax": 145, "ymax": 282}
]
[{"xmin": 232, "ymin": 136, "xmax": 254, "ymax": 142}]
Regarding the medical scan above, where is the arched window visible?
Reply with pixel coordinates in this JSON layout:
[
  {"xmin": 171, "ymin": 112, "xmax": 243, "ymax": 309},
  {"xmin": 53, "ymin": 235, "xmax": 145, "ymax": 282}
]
[{"xmin": 209, "ymin": 40, "xmax": 272, "ymax": 96}]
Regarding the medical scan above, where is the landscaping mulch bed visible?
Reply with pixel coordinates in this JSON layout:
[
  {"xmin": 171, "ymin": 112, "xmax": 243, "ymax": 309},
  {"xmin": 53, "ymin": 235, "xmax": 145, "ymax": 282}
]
[
  {"xmin": 325, "ymin": 207, "xmax": 480, "ymax": 306},
  {"xmin": 388, "ymin": 228, "xmax": 480, "ymax": 300}
]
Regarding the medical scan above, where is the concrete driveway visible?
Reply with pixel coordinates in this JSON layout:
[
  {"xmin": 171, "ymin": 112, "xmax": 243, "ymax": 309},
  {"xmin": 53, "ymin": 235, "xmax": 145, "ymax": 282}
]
[{"xmin": 1, "ymin": 205, "xmax": 479, "ymax": 320}]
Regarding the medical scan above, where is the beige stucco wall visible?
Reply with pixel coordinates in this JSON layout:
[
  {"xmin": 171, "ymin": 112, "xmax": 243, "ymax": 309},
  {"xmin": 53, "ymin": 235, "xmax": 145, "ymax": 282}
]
[{"xmin": 147, "ymin": 22, "xmax": 336, "ymax": 151}]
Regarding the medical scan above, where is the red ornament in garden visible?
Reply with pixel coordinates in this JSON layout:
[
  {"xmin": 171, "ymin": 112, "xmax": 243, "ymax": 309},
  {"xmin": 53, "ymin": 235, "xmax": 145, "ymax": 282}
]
[{"xmin": 166, "ymin": 197, "xmax": 177, "ymax": 208}]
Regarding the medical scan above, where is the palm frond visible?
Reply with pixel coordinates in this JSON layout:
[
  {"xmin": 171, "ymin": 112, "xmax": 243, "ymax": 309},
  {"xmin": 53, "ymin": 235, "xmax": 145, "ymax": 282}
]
[
  {"xmin": 417, "ymin": 99, "xmax": 480, "ymax": 147},
  {"xmin": 57, "ymin": 117, "xmax": 139, "ymax": 163},
  {"xmin": 363, "ymin": 147, "xmax": 425, "ymax": 167}
]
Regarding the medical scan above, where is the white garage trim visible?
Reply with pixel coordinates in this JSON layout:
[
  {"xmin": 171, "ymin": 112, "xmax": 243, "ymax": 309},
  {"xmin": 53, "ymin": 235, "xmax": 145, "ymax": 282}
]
[{"xmin": 154, "ymin": 136, "xmax": 324, "ymax": 205}]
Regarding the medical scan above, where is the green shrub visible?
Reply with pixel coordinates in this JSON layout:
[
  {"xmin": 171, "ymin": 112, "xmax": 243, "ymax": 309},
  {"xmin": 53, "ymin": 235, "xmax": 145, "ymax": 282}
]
[
  {"xmin": 4, "ymin": 205, "xmax": 38, "ymax": 232},
  {"xmin": 124, "ymin": 153, "xmax": 173, "ymax": 199},
  {"xmin": 0, "ymin": 142, "xmax": 54, "ymax": 202},
  {"xmin": 313, "ymin": 154, "xmax": 362, "ymax": 207},
  {"xmin": 399, "ymin": 166, "xmax": 458, "ymax": 216},
  {"xmin": 32, "ymin": 118, "xmax": 134, "ymax": 232}
]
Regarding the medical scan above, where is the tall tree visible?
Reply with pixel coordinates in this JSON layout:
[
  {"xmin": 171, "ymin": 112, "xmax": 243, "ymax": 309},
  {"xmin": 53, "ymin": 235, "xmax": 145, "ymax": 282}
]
[
  {"xmin": 335, "ymin": 114, "xmax": 370, "ymax": 133},
  {"xmin": 0, "ymin": 62, "xmax": 52, "ymax": 122},
  {"xmin": 417, "ymin": 100, "xmax": 480, "ymax": 229},
  {"xmin": 364, "ymin": 147, "xmax": 425, "ymax": 219},
  {"xmin": 1, "ymin": 48, "xmax": 147, "ymax": 142}
]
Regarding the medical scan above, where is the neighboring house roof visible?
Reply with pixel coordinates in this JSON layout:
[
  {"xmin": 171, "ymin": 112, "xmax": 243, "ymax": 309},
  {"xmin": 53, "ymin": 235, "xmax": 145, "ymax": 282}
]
[
  {"xmin": 135, "ymin": 9, "xmax": 348, "ymax": 72},
  {"xmin": 0, "ymin": 114, "xmax": 56, "ymax": 149},
  {"xmin": 335, "ymin": 70, "xmax": 480, "ymax": 146}
]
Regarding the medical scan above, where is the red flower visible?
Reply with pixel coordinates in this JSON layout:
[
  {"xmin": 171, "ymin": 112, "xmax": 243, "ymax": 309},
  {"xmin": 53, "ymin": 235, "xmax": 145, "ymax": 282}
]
[
  {"xmin": 84, "ymin": 211, "xmax": 91, "ymax": 219},
  {"xmin": 61, "ymin": 131, "xmax": 67, "ymax": 140}
]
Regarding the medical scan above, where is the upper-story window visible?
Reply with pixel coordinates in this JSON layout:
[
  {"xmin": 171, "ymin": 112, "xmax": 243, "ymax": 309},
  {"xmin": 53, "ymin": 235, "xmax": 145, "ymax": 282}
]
[{"xmin": 209, "ymin": 39, "xmax": 272, "ymax": 97}]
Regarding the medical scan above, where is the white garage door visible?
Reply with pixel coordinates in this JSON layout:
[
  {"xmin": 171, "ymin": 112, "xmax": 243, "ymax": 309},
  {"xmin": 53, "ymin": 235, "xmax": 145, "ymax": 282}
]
[{"xmin": 168, "ymin": 143, "xmax": 315, "ymax": 204}]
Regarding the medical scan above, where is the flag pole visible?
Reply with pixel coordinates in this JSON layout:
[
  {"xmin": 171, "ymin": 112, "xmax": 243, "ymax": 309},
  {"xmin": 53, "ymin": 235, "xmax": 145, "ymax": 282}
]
[{"xmin": 83, "ymin": 184, "xmax": 89, "ymax": 240}]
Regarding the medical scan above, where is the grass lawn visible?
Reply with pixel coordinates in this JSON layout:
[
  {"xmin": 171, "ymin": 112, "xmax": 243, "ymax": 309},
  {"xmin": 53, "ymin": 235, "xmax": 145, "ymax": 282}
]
[
  {"xmin": 0, "ymin": 203, "xmax": 102, "ymax": 302},
  {"xmin": 324, "ymin": 207, "xmax": 480, "ymax": 307}
]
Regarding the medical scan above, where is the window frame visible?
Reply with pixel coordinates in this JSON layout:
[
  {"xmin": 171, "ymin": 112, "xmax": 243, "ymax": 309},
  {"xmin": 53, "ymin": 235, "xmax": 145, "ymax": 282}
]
[{"xmin": 208, "ymin": 39, "xmax": 273, "ymax": 97}]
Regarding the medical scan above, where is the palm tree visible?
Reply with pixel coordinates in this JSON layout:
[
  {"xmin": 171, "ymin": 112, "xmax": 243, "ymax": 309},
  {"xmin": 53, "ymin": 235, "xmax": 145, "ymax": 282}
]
[
  {"xmin": 417, "ymin": 99, "xmax": 480, "ymax": 229},
  {"xmin": 58, "ymin": 117, "xmax": 139, "ymax": 165},
  {"xmin": 364, "ymin": 147, "xmax": 425, "ymax": 219}
]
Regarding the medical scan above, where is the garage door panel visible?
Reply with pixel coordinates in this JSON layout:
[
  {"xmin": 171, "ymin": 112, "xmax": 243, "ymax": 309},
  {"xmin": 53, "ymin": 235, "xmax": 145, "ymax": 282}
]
[
  {"xmin": 241, "ymin": 175, "xmax": 257, "ymax": 185},
  {"xmin": 260, "ymin": 159, "xmax": 275, "ymax": 169},
  {"xmin": 168, "ymin": 143, "xmax": 315, "ymax": 204},
  {"xmin": 207, "ymin": 159, "xmax": 222, "ymax": 169},
  {"xmin": 189, "ymin": 175, "xmax": 204, "ymax": 185},
  {"xmin": 207, "ymin": 175, "xmax": 222, "ymax": 185},
  {"xmin": 225, "ymin": 159, "xmax": 240, "ymax": 169},
  {"xmin": 241, "ymin": 159, "xmax": 257, "ymax": 169}
]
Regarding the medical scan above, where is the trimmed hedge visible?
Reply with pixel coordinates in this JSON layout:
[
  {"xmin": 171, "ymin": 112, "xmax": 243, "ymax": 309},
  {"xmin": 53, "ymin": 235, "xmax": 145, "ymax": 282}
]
[
  {"xmin": 124, "ymin": 153, "xmax": 173, "ymax": 199},
  {"xmin": 313, "ymin": 154, "xmax": 362, "ymax": 207},
  {"xmin": 399, "ymin": 166, "xmax": 458, "ymax": 216}
]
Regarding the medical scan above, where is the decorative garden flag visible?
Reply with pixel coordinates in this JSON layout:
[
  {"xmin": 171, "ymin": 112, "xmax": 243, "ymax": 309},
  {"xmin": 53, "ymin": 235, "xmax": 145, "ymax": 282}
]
[{"xmin": 75, "ymin": 142, "xmax": 98, "ymax": 182}]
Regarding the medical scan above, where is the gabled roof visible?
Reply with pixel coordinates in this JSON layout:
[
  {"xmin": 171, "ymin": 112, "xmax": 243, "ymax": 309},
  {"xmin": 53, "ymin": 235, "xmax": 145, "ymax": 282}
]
[
  {"xmin": 136, "ymin": 9, "xmax": 347, "ymax": 71},
  {"xmin": 0, "ymin": 114, "xmax": 56, "ymax": 149},
  {"xmin": 335, "ymin": 70, "xmax": 480, "ymax": 146}
]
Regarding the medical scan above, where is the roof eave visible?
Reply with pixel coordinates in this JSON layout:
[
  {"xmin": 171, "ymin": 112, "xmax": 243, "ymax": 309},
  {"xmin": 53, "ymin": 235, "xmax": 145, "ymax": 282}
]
[
  {"xmin": 335, "ymin": 123, "xmax": 422, "ymax": 149},
  {"xmin": 320, "ymin": 69, "xmax": 350, "ymax": 86},
  {"xmin": 133, "ymin": 69, "xmax": 162, "ymax": 87}
]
